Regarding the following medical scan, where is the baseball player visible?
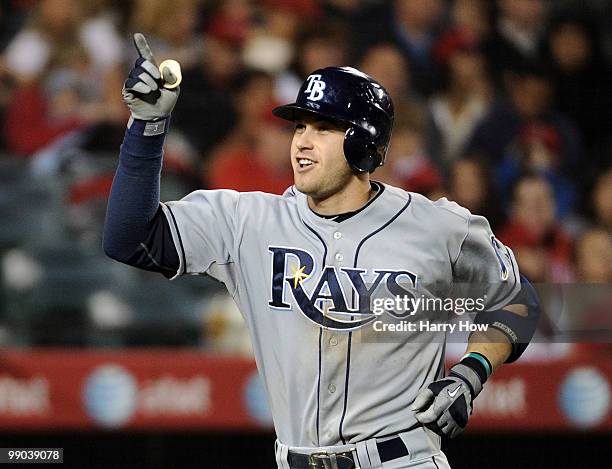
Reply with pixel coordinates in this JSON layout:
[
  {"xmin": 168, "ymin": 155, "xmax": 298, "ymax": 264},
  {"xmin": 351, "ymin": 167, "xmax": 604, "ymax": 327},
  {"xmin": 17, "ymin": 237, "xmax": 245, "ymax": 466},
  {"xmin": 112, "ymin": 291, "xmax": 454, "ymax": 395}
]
[{"xmin": 104, "ymin": 34, "xmax": 540, "ymax": 468}]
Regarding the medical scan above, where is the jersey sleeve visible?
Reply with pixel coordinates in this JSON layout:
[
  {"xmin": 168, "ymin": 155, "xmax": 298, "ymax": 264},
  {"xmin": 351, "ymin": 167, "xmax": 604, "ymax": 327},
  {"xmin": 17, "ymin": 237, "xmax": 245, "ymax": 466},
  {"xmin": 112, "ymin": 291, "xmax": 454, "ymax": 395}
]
[
  {"xmin": 160, "ymin": 189, "xmax": 240, "ymax": 286},
  {"xmin": 451, "ymin": 214, "xmax": 521, "ymax": 311}
]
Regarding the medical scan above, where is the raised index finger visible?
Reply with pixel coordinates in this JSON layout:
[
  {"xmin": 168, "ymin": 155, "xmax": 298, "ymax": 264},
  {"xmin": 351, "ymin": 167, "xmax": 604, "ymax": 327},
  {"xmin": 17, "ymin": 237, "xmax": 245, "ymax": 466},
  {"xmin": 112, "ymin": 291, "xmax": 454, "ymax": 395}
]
[{"xmin": 133, "ymin": 33, "xmax": 156, "ymax": 64}]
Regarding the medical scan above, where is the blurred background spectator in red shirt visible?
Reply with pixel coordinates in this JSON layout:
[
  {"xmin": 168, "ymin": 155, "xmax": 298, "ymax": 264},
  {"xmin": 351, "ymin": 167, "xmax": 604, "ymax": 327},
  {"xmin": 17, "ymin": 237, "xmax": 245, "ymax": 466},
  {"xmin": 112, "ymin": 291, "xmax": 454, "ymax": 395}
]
[
  {"xmin": 499, "ymin": 175, "xmax": 574, "ymax": 283},
  {"xmin": 207, "ymin": 101, "xmax": 293, "ymax": 194}
]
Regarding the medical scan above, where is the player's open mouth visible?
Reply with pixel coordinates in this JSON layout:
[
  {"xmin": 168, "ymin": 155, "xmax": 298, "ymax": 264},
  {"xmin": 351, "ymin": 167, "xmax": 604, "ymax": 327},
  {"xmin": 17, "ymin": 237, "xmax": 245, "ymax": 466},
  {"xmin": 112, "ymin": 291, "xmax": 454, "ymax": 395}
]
[{"xmin": 297, "ymin": 158, "xmax": 316, "ymax": 170}]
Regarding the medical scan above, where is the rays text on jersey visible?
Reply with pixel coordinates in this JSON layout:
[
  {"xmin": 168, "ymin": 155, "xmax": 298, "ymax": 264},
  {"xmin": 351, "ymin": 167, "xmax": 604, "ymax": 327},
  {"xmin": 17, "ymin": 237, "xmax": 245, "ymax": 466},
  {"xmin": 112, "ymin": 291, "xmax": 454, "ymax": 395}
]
[{"xmin": 268, "ymin": 246, "xmax": 418, "ymax": 331}]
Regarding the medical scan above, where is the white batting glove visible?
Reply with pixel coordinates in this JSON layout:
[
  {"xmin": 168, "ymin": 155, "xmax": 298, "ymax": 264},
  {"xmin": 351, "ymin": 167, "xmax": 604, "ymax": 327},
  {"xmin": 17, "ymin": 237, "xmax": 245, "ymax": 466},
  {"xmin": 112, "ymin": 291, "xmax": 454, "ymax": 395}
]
[
  {"xmin": 410, "ymin": 362, "xmax": 484, "ymax": 438},
  {"xmin": 122, "ymin": 33, "xmax": 180, "ymax": 121}
]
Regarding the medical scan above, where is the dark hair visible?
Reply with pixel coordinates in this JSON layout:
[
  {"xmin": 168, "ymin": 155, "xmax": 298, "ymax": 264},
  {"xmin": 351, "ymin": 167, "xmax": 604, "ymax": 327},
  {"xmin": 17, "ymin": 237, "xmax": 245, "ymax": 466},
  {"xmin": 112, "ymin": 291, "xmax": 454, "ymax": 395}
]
[
  {"xmin": 292, "ymin": 20, "xmax": 349, "ymax": 78},
  {"xmin": 232, "ymin": 68, "xmax": 273, "ymax": 94},
  {"xmin": 508, "ymin": 57, "xmax": 555, "ymax": 82}
]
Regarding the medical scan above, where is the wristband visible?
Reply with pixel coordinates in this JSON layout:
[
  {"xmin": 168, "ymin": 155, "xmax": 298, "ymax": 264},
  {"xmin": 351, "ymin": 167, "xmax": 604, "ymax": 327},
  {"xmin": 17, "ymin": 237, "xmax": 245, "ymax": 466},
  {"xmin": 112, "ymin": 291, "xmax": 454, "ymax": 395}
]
[
  {"xmin": 127, "ymin": 116, "xmax": 169, "ymax": 137},
  {"xmin": 456, "ymin": 354, "xmax": 489, "ymax": 389},
  {"xmin": 462, "ymin": 352, "xmax": 493, "ymax": 378},
  {"xmin": 122, "ymin": 116, "xmax": 170, "ymax": 158}
]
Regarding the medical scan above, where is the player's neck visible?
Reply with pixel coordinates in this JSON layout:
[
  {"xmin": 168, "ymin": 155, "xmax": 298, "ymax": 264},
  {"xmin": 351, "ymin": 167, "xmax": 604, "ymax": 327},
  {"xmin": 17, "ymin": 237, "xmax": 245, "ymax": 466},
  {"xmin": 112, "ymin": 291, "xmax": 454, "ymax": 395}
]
[{"xmin": 308, "ymin": 177, "xmax": 372, "ymax": 216}]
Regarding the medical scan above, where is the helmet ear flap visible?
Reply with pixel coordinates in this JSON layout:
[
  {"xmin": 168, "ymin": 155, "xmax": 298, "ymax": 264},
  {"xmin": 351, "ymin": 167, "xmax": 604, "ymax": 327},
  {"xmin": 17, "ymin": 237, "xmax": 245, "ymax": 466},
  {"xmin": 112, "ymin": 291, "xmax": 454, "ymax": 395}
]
[{"xmin": 344, "ymin": 126, "xmax": 384, "ymax": 173}]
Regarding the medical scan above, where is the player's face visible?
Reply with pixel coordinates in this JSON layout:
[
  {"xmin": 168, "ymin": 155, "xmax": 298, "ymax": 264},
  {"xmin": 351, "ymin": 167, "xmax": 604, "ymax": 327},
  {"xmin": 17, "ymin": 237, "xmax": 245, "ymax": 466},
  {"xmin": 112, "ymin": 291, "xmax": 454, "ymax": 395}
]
[{"xmin": 291, "ymin": 115, "xmax": 354, "ymax": 198}]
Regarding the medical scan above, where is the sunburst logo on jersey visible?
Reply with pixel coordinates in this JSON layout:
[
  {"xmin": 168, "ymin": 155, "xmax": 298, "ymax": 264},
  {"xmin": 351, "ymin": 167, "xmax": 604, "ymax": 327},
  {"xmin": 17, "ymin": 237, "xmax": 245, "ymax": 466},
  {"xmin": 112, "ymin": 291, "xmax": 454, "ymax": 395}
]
[{"xmin": 290, "ymin": 264, "xmax": 310, "ymax": 288}]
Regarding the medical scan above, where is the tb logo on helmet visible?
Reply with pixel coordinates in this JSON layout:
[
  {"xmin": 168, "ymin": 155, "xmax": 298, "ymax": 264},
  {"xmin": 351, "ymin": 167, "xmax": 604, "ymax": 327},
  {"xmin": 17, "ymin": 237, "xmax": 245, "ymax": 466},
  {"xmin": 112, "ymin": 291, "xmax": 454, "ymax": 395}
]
[{"xmin": 304, "ymin": 74, "xmax": 326, "ymax": 101}]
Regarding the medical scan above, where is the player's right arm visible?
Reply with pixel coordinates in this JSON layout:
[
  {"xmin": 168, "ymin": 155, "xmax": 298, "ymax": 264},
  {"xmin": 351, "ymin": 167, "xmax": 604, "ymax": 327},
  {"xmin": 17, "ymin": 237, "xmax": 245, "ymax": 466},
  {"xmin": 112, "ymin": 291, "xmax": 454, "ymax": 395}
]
[
  {"xmin": 103, "ymin": 33, "xmax": 181, "ymax": 277},
  {"xmin": 104, "ymin": 34, "xmax": 241, "ymax": 287}
]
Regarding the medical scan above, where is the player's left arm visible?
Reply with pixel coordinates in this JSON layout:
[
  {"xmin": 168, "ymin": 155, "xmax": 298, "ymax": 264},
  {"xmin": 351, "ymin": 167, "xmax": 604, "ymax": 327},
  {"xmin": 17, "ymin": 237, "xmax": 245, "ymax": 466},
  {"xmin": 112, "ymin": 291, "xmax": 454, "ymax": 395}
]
[
  {"xmin": 411, "ymin": 213, "xmax": 541, "ymax": 438},
  {"xmin": 465, "ymin": 274, "xmax": 541, "ymax": 368}
]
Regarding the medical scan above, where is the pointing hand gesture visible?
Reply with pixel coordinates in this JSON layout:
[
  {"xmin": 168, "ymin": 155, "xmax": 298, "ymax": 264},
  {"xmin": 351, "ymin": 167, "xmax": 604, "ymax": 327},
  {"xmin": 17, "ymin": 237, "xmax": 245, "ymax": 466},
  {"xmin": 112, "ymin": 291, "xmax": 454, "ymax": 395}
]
[{"xmin": 122, "ymin": 33, "xmax": 181, "ymax": 121}]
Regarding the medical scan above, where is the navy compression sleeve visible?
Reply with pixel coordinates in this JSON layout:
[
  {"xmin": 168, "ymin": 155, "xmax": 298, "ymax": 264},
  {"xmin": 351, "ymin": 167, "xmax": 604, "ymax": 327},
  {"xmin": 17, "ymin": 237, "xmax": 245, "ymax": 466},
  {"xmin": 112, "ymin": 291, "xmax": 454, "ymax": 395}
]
[{"xmin": 103, "ymin": 118, "xmax": 179, "ymax": 276}]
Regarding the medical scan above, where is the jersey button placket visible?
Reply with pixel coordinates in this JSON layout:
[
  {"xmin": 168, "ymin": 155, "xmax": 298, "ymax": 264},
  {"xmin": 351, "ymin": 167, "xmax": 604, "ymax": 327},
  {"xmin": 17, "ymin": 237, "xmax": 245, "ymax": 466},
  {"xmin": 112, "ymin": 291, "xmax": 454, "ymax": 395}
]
[{"xmin": 320, "ymin": 230, "xmax": 344, "ymax": 444}]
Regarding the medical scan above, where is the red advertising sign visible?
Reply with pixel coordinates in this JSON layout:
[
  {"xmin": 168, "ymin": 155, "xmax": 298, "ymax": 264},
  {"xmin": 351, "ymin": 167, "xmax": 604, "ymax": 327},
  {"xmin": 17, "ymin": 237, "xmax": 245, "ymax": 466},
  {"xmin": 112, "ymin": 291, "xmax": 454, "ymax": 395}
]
[
  {"xmin": 0, "ymin": 350, "xmax": 267, "ymax": 430},
  {"xmin": 471, "ymin": 359, "xmax": 611, "ymax": 431},
  {"xmin": 0, "ymin": 350, "xmax": 610, "ymax": 432}
]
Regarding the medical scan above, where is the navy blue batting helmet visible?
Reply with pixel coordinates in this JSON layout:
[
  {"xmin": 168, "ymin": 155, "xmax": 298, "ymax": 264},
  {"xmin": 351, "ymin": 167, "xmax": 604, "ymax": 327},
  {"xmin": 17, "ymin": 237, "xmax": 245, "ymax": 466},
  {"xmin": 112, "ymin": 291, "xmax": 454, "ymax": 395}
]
[{"xmin": 272, "ymin": 66, "xmax": 394, "ymax": 173}]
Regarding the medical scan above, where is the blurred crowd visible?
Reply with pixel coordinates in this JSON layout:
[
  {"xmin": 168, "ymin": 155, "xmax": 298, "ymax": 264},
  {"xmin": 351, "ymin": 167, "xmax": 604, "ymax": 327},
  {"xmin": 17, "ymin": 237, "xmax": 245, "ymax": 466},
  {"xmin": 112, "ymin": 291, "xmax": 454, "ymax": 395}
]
[{"xmin": 0, "ymin": 0, "xmax": 609, "ymax": 351}]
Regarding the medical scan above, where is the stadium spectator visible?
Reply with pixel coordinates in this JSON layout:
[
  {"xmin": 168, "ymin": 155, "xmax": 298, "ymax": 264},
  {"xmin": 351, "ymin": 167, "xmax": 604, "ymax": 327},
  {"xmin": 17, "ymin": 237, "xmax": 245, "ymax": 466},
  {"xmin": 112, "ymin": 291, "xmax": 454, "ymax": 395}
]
[
  {"xmin": 542, "ymin": 9, "xmax": 612, "ymax": 188},
  {"xmin": 275, "ymin": 21, "xmax": 348, "ymax": 104},
  {"xmin": 450, "ymin": 0, "xmax": 494, "ymax": 41},
  {"xmin": 2, "ymin": 0, "xmax": 125, "ymax": 156},
  {"xmin": 465, "ymin": 60, "xmax": 583, "ymax": 214},
  {"xmin": 242, "ymin": 0, "xmax": 320, "ymax": 75},
  {"xmin": 573, "ymin": 227, "xmax": 612, "ymax": 356},
  {"xmin": 3, "ymin": 42, "xmax": 126, "ymax": 157},
  {"xmin": 170, "ymin": 5, "xmax": 249, "ymax": 159},
  {"xmin": 374, "ymin": 105, "xmax": 442, "ymax": 197},
  {"xmin": 355, "ymin": 0, "xmax": 444, "ymax": 97},
  {"xmin": 358, "ymin": 42, "xmax": 415, "ymax": 109},
  {"xmin": 592, "ymin": 168, "xmax": 612, "ymax": 232},
  {"xmin": 499, "ymin": 175, "xmax": 574, "ymax": 282},
  {"xmin": 207, "ymin": 104, "xmax": 293, "ymax": 194},
  {"xmin": 208, "ymin": 69, "xmax": 278, "ymax": 163},
  {"xmin": 448, "ymin": 156, "xmax": 502, "ymax": 230},
  {"xmin": 128, "ymin": 0, "xmax": 201, "ymax": 69},
  {"xmin": 358, "ymin": 42, "xmax": 431, "ymax": 183},
  {"xmin": 261, "ymin": 0, "xmax": 320, "ymax": 39},
  {"xmin": 3, "ymin": 62, "xmax": 86, "ymax": 156},
  {"xmin": 483, "ymin": 0, "xmax": 548, "ymax": 89},
  {"xmin": 427, "ymin": 28, "xmax": 492, "ymax": 171},
  {"xmin": 391, "ymin": 0, "xmax": 445, "ymax": 97},
  {"xmin": 1, "ymin": 0, "xmax": 123, "ymax": 102},
  {"xmin": 575, "ymin": 228, "xmax": 611, "ymax": 283},
  {"xmin": 495, "ymin": 122, "xmax": 577, "ymax": 218}
]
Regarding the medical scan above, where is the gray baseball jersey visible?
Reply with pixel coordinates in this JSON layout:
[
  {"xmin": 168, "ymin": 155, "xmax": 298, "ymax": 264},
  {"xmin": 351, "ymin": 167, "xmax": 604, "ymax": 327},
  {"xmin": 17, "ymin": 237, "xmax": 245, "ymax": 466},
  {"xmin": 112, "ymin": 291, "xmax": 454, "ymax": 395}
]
[{"xmin": 160, "ymin": 183, "xmax": 520, "ymax": 447}]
